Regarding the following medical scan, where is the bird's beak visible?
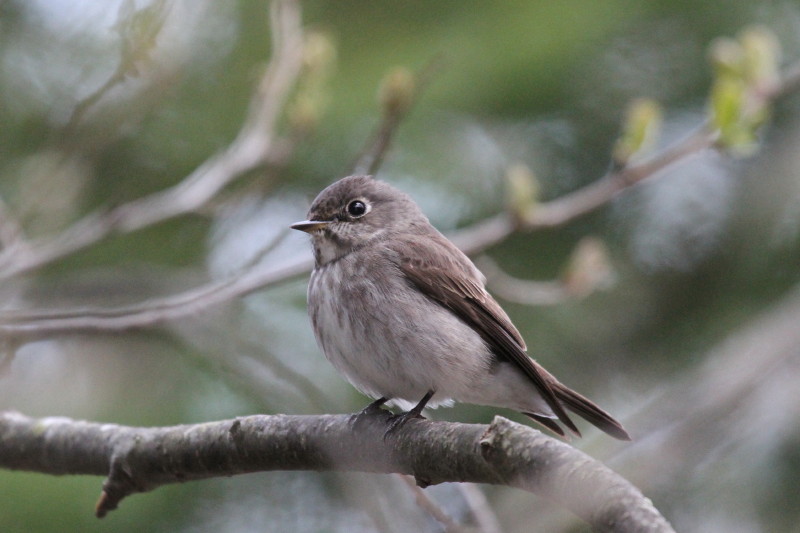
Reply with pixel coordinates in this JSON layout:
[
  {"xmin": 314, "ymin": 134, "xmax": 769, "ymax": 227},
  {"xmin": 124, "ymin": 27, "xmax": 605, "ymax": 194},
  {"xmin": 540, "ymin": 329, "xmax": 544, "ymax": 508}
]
[{"xmin": 290, "ymin": 220, "xmax": 331, "ymax": 233}]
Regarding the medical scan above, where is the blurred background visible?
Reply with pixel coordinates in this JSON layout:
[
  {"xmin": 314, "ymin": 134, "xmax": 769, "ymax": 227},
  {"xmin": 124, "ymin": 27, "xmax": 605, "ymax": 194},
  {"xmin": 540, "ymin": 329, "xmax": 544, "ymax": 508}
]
[{"xmin": 2, "ymin": 0, "xmax": 800, "ymax": 532}]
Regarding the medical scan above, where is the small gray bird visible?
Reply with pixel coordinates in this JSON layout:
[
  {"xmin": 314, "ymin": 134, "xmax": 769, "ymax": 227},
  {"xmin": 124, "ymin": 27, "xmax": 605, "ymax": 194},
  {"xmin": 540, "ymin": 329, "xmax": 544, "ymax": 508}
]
[{"xmin": 292, "ymin": 175, "xmax": 630, "ymax": 441}]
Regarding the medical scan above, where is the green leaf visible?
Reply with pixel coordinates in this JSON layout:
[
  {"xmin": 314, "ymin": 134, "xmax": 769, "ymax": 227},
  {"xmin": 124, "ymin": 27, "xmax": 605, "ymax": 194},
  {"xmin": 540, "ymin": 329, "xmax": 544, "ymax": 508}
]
[
  {"xmin": 505, "ymin": 163, "xmax": 539, "ymax": 223},
  {"xmin": 613, "ymin": 98, "xmax": 663, "ymax": 167}
]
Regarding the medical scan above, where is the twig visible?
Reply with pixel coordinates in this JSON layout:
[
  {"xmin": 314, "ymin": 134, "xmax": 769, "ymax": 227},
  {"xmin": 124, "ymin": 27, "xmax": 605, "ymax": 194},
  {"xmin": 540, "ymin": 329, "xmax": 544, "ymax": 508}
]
[
  {"xmin": 228, "ymin": 334, "xmax": 334, "ymax": 413},
  {"xmin": 456, "ymin": 484, "xmax": 504, "ymax": 533},
  {"xmin": 0, "ymin": 411, "xmax": 675, "ymax": 532},
  {"xmin": 454, "ymin": 54, "xmax": 800, "ymax": 256},
  {"xmin": 0, "ymin": 253, "xmax": 312, "ymax": 339},
  {"xmin": 0, "ymin": 194, "xmax": 25, "ymax": 251},
  {"xmin": 176, "ymin": 327, "xmax": 333, "ymax": 414},
  {"xmin": 65, "ymin": 0, "xmax": 173, "ymax": 131},
  {"xmin": 352, "ymin": 56, "xmax": 444, "ymax": 176},
  {"xmin": 452, "ymin": 125, "xmax": 717, "ymax": 255},
  {"xmin": 478, "ymin": 237, "xmax": 614, "ymax": 306},
  {"xmin": 0, "ymin": 0, "xmax": 304, "ymax": 281},
  {"xmin": 613, "ymin": 284, "xmax": 800, "ymax": 484},
  {"xmin": 477, "ymin": 257, "xmax": 569, "ymax": 306},
  {"xmin": 3, "ymin": 57, "xmax": 800, "ymax": 341},
  {"xmin": 398, "ymin": 475, "xmax": 465, "ymax": 533}
]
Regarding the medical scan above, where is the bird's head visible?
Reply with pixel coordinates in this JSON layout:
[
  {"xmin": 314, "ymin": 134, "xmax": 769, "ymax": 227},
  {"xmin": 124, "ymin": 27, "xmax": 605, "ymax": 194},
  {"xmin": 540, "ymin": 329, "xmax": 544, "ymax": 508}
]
[{"xmin": 291, "ymin": 175, "xmax": 426, "ymax": 266}]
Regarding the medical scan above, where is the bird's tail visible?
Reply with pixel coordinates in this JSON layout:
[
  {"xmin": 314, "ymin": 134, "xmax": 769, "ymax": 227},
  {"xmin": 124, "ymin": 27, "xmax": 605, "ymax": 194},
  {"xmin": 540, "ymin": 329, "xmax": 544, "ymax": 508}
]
[
  {"xmin": 552, "ymin": 382, "xmax": 631, "ymax": 441},
  {"xmin": 524, "ymin": 380, "xmax": 631, "ymax": 441}
]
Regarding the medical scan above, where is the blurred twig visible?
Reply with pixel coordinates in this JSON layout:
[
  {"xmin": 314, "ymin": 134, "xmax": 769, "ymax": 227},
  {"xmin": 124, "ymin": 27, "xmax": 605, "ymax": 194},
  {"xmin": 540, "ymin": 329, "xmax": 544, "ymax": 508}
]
[
  {"xmin": 454, "ymin": 50, "xmax": 800, "ymax": 256},
  {"xmin": 451, "ymin": 124, "xmax": 717, "ymax": 255},
  {"xmin": 175, "ymin": 318, "xmax": 334, "ymax": 414},
  {"xmin": 0, "ymin": 195, "xmax": 25, "ymax": 251},
  {"xmin": 478, "ymin": 237, "xmax": 615, "ymax": 306},
  {"xmin": 478, "ymin": 257, "xmax": 569, "ymax": 306},
  {"xmin": 352, "ymin": 57, "xmax": 444, "ymax": 176},
  {"xmin": 457, "ymin": 484, "xmax": 504, "ymax": 533},
  {"xmin": 0, "ymin": 253, "xmax": 312, "ymax": 339},
  {"xmin": 614, "ymin": 284, "xmax": 800, "ymax": 483},
  {"xmin": 65, "ymin": 0, "xmax": 172, "ymax": 131},
  {"xmin": 398, "ymin": 475, "xmax": 465, "ymax": 533},
  {"xmin": 3, "ymin": 44, "xmax": 800, "ymax": 351},
  {"xmin": 0, "ymin": 0, "xmax": 304, "ymax": 281}
]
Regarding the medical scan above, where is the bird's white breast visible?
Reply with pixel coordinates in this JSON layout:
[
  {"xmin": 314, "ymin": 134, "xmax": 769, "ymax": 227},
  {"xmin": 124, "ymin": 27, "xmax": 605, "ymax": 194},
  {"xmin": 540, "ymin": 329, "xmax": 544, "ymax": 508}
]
[{"xmin": 307, "ymin": 250, "xmax": 493, "ymax": 410}]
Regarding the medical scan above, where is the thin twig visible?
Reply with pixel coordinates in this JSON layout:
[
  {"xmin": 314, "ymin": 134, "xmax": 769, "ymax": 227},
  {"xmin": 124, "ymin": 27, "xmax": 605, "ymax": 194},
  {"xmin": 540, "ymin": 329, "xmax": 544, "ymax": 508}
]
[
  {"xmin": 478, "ymin": 237, "xmax": 614, "ymax": 306},
  {"xmin": 65, "ymin": 1, "xmax": 173, "ymax": 131},
  {"xmin": 180, "ymin": 334, "xmax": 333, "ymax": 414},
  {"xmin": 0, "ymin": 194, "xmax": 25, "ymax": 251},
  {"xmin": 352, "ymin": 56, "xmax": 444, "ymax": 176},
  {"xmin": 0, "ymin": 253, "xmax": 312, "ymax": 338},
  {"xmin": 398, "ymin": 475, "xmax": 465, "ymax": 533},
  {"xmin": 477, "ymin": 257, "xmax": 569, "ymax": 306},
  {"xmin": 456, "ymin": 484, "xmax": 505, "ymax": 533},
  {"xmin": 453, "ymin": 53, "xmax": 800, "ymax": 256},
  {"xmin": 3, "ymin": 57, "xmax": 800, "ymax": 341},
  {"xmin": 0, "ymin": 0, "xmax": 304, "ymax": 281},
  {"xmin": 452, "ymin": 125, "xmax": 717, "ymax": 255}
]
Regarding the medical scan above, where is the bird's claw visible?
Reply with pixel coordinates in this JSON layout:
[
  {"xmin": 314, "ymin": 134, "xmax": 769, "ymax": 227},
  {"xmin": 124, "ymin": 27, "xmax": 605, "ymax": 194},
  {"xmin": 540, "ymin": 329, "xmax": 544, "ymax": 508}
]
[
  {"xmin": 382, "ymin": 410, "xmax": 426, "ymax": 440},
  {"xmin": 348, "ymin": 397, "xmax": 389, "ymax": 429}
]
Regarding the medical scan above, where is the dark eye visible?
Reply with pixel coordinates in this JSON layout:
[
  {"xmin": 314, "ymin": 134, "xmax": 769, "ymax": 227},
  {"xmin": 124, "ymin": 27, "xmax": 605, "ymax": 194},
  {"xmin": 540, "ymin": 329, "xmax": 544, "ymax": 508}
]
[{"xmin": 347, "ymin": 200, "xmax": 368, "ymax": 218}]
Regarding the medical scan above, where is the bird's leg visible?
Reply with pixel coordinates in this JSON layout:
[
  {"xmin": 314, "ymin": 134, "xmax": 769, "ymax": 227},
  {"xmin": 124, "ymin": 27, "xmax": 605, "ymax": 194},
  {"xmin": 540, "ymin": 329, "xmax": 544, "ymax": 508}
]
[
  {"xmin": 404, "ymin": 390, "xmax": 434, "ymax": 418},
  {"xmin": 357, "ymin": 397, "xmax": 389, "ymax": 417},
  {"xmin": 384, "ymin": 390, "xmax": 434, "ymax": 439},
  {"xmin": 348, "ymin": 397, "xmax": 389, "ymax": 428}
]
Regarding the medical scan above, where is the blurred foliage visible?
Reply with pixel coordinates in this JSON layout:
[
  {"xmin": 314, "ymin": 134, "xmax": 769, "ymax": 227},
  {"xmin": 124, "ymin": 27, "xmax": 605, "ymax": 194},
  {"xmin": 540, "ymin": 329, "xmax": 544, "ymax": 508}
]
[
  {"xmin": 612, "ymin": 98, "xmax": 663, "ymax": 166},
  {"xmin": 709, "ymin": 26, "xmax": 780, "ymax": 154},
  {"xmin": 2, "ymin": 1, "xmax": 800, "ymax": 532}
]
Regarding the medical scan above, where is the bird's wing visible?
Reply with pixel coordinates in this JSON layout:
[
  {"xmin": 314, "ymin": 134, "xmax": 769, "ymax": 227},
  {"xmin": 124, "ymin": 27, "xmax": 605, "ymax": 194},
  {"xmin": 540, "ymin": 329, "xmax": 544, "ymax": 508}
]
[{"xmin": 388, "ymin": 232, "xmax": 580, "ymax": 436}]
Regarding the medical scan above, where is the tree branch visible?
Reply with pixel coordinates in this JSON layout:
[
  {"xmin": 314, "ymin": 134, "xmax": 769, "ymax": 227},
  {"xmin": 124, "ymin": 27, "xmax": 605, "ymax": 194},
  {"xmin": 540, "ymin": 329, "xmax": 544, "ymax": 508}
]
[
  {"xmin": 398, "ymin": 475, "xmax": 465, "ymax": 533},
  {"xmin": 352, "ymin": 57, "xmax": 444, "ymax": 176},
  {"xmin": 451, "ymin": 124, "xmax": 717, "ymax": 254},
  {"xmin": 0, "ymin": 0, "xmax": 304, "ymax": 281},
  {"xmin": 0, "ymin": 253, "xmax": 312, "ymax": 339},
  {"xmin": 3, "ymin": 54, "xmax": 800, "ymax": 342},
  {"xmin": 454, "ymin": 50, "xmax": 800, "ymax": 255},
  {"xmin": 0, "ymin": 126, "xmax": 727, "ymax": 339},
  {"xmin": 477, "ymin": 237, "xmax": 615, "ymax": 305},
  {"xmin": 0, "ymin": 411, "xmax": 673, "ymax": 532}
]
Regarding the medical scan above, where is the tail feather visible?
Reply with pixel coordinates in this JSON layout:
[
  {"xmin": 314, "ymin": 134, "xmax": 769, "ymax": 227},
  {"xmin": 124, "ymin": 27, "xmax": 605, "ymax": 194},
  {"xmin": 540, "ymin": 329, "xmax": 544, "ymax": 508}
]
[
  {"xmin": 553, "ymin": 383, "xmax": 631, "ymax": 441},
  {"xmin": 523, "ymin": 412, "xmax": 570, "ymax": 438}
]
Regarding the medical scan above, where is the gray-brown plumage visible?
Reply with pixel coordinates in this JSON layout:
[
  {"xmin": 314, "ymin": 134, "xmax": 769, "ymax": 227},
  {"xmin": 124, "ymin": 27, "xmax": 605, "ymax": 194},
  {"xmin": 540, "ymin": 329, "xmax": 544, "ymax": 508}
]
[{"xmin": 292, "ymin": 175, "xmax": 630, "ymax": 441}]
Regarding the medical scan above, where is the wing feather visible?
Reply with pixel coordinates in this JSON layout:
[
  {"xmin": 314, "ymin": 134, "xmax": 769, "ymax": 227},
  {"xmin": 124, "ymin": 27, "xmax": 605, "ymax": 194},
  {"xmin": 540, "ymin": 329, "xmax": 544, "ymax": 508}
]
[{"xmin": 388, "ymin": 233, "xmax": 580, "ymax": 436}]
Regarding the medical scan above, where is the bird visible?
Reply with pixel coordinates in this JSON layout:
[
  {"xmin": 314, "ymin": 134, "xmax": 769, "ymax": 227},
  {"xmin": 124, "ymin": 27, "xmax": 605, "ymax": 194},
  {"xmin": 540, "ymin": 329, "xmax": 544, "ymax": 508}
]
[{"xmin": 291, "ymin": 175, "xmax": 630, "ymax": 441}]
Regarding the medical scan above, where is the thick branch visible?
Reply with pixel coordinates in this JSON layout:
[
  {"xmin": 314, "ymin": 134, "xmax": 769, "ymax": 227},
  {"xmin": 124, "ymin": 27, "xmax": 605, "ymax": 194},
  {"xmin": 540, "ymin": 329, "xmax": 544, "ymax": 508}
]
[{"xmin": 0, "ymin": 411, "xmax": 671, "ymax": 532}]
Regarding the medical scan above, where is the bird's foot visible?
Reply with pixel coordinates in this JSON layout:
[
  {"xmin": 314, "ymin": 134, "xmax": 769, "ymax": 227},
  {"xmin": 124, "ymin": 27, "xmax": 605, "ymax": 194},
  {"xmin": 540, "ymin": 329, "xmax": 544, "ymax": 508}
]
[
  {"xmin": 348, "ymin": 397, "xmax": 389, "ymax": 429},
  {"xmin": 382, "ymin": 391, "xmax": 434, "ymax": 440},
  {"xmin": 382, "ymin": 410, "xmax": 427, "ymax": 440}
]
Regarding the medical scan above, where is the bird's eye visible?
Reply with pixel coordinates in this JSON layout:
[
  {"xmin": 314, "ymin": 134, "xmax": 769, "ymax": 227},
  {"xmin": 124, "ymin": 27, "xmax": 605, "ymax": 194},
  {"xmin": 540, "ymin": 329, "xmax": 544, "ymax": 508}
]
[{"xmin": 346, "ymin": 200, "xmax": 368, "ymax": 218}]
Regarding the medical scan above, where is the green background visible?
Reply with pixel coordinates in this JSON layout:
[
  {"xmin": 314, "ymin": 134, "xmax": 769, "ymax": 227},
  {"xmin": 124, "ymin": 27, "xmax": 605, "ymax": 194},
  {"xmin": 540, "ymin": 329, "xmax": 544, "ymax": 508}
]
[{"xmin": 2, "ymin": 0, "xmax": 800, "ymax": 531}]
